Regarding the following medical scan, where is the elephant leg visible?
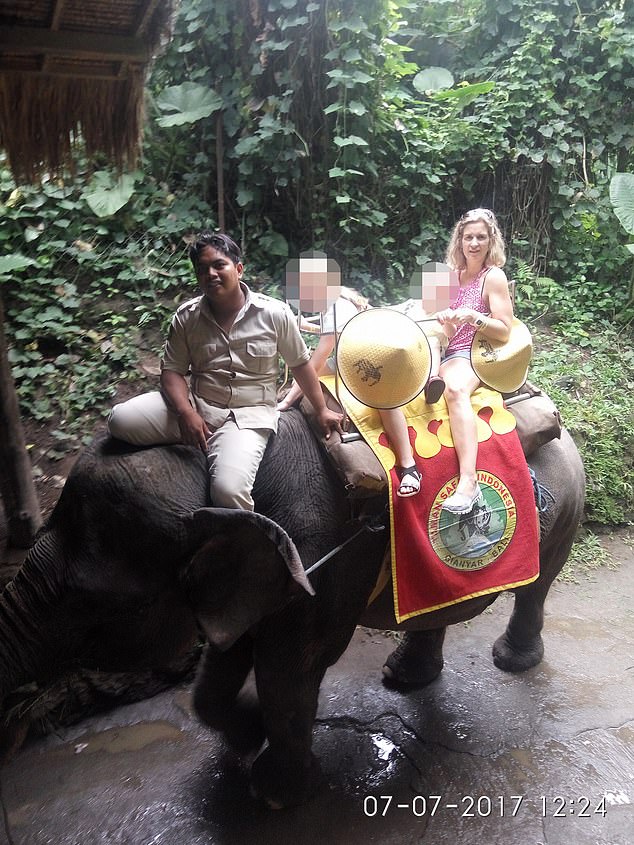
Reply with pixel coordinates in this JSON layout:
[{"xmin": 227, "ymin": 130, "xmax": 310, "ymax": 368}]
[
  {"xmin": 250, "ymin": 664, "xmax": 325, "ymax": 810},
  {"xmin": 248, "ymin": 609, "xmax": 362, "ymax": 809},
  {"xmin": 382, "ymin": 628, "xmax": 446, "ymax": 688},
  {"xmin": 492, "ymin": 582, "xmax": 547, "ymax": 672},
  {"xmin": 192, "ymin": 636, "xmax": 265, "ymax": 753}
]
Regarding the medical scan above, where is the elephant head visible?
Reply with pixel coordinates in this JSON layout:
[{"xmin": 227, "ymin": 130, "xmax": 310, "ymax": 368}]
[{"xmin": 0, "ymin": 436, "xmax": 314, "ymax": 716}]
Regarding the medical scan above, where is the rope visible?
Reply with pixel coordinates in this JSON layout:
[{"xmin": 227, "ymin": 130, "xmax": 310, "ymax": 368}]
[
  {"xmin": 304, "ymin": 511, "xmax": 386, "ymax": 577},
  {"xmin": 529, "ymin": 466, "xmax": 555, "ymax": 514}
]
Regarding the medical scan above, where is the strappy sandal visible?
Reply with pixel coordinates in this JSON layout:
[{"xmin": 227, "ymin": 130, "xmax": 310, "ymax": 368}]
[{"xmin": 395, "ymin": 465, "xmax": 422, "ymax": 498}]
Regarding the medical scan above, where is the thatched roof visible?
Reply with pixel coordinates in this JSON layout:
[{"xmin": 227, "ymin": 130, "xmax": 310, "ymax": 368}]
[{"xmin": 0, "ymin": 0, "xmax": 175, "ymax": 183}]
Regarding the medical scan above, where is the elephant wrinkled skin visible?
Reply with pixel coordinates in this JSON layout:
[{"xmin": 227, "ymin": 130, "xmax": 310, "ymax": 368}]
[{"xmin": 0, "ymin": 409, "xmax": 585, "ymax": 807}]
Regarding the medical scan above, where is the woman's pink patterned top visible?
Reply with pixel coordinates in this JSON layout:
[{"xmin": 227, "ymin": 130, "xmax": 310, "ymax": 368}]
[{"xmin": 445, "ymin": 266, "xmax": 490, "ymax": 355}]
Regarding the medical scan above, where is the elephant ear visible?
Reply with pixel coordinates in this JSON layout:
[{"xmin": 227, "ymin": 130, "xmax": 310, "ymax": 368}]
[{"xmin": 180, "ymin": 508, "xmax": 314, "ymax": 650}]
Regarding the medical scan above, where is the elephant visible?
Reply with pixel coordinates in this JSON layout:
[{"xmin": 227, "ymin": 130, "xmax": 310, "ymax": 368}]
[{"xmin": 0, "ymin": 408, "xmax": 585, "ymax": 807}]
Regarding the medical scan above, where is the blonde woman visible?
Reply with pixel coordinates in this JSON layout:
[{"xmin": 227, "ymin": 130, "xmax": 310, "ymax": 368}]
[{"xmin": 436, "ymin": 208, "xmax": 513, "ymax": 513}]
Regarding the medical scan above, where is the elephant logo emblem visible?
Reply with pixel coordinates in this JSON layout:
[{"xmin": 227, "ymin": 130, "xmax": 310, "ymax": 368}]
[
  {"xmin": 428, "ymin": 472, "xmax": 517, "ymax": 570},
  {"xmin": 352, "ymin": 358, "xmax": 383, "ymax": 386},
  {"xmin": 477, "ymin": 338, "xmax": 498, "ymax": 362}
]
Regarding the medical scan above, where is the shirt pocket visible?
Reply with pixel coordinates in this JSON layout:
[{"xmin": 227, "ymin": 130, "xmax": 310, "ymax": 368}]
[
  {"xmin": 245, "ymin": 340, "xmax": 278, "ymax": 374},
  {"xmin": 191, "ymin": 342, "xmax": 217, "ymax": 370}
]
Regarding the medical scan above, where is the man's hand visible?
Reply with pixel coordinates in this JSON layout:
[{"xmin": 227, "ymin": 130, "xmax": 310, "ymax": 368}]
[
  {"xmin": 316, "ymin": 406, "xmax": 344, "ymax": 440},
  {"xmin": 177, "ymin": 406, "xmax": 211, "ymax": 452},
  {"xmin": 290, "ymin": 360, "xmax": 344, "ymax": 440}
]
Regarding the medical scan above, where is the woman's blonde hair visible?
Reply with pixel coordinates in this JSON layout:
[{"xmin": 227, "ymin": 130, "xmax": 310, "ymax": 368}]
[{"xmin": 444, "ymin": 208, "xmax": 506, "ymax": 271}]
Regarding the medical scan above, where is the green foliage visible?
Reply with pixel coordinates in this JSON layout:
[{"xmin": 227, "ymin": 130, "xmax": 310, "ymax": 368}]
[
  {"xmin": 0, "ymin": 163, "xmax": 213, "ymax": 443},
  {"xmin": 557, "ymin": 529, "xmax": 617, "ymax": 583},
  {"xmin": 529, "ymin": 325, "xmax": 634, "ymax": 524}
]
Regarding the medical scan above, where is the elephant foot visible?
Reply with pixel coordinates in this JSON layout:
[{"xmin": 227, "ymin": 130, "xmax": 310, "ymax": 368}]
[
  {"xmin": 250, "ymin": 745, "xmax": 323, "ymax": 809},
  {"xmin": 492, "ymin": 631, "xmax": 544, "ymax": 672},
  {"xmin": 382, "ymin": 636, "xmax": 444, "ymax": 689}
]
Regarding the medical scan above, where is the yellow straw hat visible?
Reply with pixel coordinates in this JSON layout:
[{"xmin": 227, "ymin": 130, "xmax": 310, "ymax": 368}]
[
  {"xmin": 471, "ymin": 317, "xmax": 533, "ymax": 393},
  {"xmin": 336, "ymin": 308, "xmax": 431, "ymax": 409}
]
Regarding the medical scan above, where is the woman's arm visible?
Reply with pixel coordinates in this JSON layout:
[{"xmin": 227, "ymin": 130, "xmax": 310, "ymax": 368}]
[{"xmin": 480, "ymin": 268, "xmax": 513, "ymax": 342}]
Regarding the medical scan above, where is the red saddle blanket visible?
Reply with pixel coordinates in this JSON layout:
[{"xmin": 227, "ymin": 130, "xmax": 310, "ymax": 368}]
[{"xmin": 324, "ymin": 376, "xmax": 540, "ymax": 622}]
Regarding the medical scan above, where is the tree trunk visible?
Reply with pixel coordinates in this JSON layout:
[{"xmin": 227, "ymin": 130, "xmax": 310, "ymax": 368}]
[
  {"xmin": 0, "ymin": 290, "xmax": 42, "ymax": 548},
  {"xmin": 215, "ymin": 110, "xmax": 225, "ymax": 231}
]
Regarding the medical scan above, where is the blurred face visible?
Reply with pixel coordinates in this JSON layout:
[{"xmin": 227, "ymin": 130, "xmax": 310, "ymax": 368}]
[
  {"xmin": 195, "ymin": 246, "xmax": 243, "ymax": 305},
  {"xmin": 285, "ymin": 254, "xmax": 341, "ymax": 313},
  {"xmin": 410, "ymin": 262, "xmax": 459, "ymax": 312},
  {"xmin": 461, "ymin": 221, "xmax": 490, "ymax": 264}
]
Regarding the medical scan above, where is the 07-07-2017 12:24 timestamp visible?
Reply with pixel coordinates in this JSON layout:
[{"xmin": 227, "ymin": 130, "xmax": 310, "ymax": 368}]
[{"xmin": 362, "ymin": 794, "xmax": 608, "ymax": 818}]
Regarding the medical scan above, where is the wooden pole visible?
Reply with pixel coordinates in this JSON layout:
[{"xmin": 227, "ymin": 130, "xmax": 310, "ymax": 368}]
[{"xmin": 0, "ymin": 290, "xmax": 42, "ymax": 548}]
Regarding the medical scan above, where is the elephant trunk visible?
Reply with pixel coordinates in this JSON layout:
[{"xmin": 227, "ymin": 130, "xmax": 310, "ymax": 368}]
[{"xmin": 0, "ymin": 541, "xmax": 72, "ymax": 705}]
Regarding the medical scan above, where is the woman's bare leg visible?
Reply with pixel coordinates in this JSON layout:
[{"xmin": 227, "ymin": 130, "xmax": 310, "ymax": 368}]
[{"xmin": 439, "ymin": 357, "xmax": 481, "ymax": 498}]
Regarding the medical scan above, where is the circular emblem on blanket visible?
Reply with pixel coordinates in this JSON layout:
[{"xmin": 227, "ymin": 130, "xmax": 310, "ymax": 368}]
[{"xmin": 428, "ymin": 472, "xmax": 517, "ymax": 570}]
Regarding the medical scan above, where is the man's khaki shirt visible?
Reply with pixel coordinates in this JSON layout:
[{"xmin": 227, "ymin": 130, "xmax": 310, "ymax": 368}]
[{"xmin": 161, "ymin": 284, "xmax": 310, "ymax": 431}]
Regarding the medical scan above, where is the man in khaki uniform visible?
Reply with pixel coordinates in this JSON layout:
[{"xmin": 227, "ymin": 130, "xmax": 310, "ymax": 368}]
[{"xmin": 108, "ymin": 232, "xmax": 342, "ymax": 510}]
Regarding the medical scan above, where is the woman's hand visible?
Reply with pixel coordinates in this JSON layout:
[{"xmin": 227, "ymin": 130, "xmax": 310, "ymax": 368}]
[
  {"xmin": 435, "ymin": 308, "xmax": 457, "ymax": 326},
  {"xmin": 454, "ymin": 307, "xmax": 484, "ymax": 326},
  {"xmin": 437, "ymin": 307, "xmax": 482, "ymax": 327}
]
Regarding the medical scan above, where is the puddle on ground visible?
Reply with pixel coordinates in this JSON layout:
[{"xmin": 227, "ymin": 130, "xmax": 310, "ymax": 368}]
[
  {"xmin": 371, "ymin": 732, "xmax": 397, "ymax": 762},
  {"xmin": 68, "ymin": 721, "xmax": 185, "ymax": 756}
]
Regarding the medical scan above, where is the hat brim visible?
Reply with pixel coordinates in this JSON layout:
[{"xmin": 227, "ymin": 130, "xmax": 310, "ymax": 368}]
[
  {"xmin": 471, "ymin": 317, "xmax": 532, "ymax": 393},
  {"xmin": 336, "ymin": 309, "xmax": 431, "ymax": 409}
]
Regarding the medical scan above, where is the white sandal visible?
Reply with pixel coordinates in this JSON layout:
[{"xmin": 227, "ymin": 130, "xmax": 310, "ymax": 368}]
[{"xmin": 442, "ymin": 485, "xmax": 482, "ymax": 514}]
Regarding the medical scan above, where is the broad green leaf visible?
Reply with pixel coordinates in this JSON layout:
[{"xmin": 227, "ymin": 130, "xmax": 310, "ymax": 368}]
[
  {"xmin": 0, "ymin": 253, "xmax": 37, "ymax": 274},
  {"xmin": 627, "ymin": 244, "xmax": 634, "ymax": 255},
  {"xmin": 431, "ymin": 81, "xmax": 495, "ymax": 108},
  {"xmin": 82, "ymin": 172, "xmax": 136, "ymax": 218},
  {"xmin": 234, "ymin": 136, "xmax": 261, "ymax": 156},
  {"xmin": 328, "ymin": 167, "xmax": 364, "ymax": 177},
  {"xmin": 24, "ymin": 226, "xmax": 42, "ymax": 242},
  {"xmin": 333, "ymin": 135, "xmax": 368, "ymax": 147},
  {"xmin": 260, "ymin": 231, "xmax": 288, "ymax": 257},
  {"xmin": 348, "ymin": 100, "xmax": 367, "ymax": 116},
  {"xmin": 236, "ymin": 188, "xmax": 254, "ymax": 206},
  {"xmin": 350, "ymin": 71, "xmax": 373, "ymax": 85},
  {"xmin": 609, "ymin": 173, "xmax": 634, "ymax": 235},
  {"xmin": 413, "ymin": 67, "xmax": 454, "ymax": 93},
  {"xmin": 156, "ymin": 82, "xmax": 222, "ymax": 127}
]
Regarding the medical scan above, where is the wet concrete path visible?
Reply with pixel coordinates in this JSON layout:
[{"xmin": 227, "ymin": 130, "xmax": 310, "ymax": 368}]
[{"xmin": 1, "ymin": 538, "xmax": 632, "ymax": 845}]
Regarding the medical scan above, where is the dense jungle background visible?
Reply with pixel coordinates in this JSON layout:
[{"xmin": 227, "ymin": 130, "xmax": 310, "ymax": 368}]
[{"xmin": 1, "ymin": 0, "xmax": 633, "ymax": 565}]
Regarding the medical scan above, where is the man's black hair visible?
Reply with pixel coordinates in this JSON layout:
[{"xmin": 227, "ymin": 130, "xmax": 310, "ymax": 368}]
[{"xmin": 189, "ymin": 232, "xmax": 241, "ymax": 267}]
